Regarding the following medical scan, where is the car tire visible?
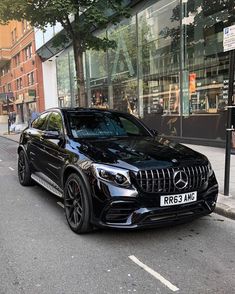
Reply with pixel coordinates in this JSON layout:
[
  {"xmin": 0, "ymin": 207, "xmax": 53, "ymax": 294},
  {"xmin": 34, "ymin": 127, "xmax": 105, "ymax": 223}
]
[
  {"xmin": 18, "ymin": 150, "xmax": 33, "ymax": 186},
  {"xmin": 64, "ymin": 173, "xmax": 93, "ymax": 234}
]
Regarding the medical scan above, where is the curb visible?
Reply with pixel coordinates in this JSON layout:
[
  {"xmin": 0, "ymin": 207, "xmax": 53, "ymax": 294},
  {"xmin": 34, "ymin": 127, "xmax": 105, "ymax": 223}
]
[
  {"xmin": 214, "ymin": 203, "xmax": 235, "ymax": 220},
  {"xmin": 0, "ymin": 134, "xmax": 19, "ymax": 143}
]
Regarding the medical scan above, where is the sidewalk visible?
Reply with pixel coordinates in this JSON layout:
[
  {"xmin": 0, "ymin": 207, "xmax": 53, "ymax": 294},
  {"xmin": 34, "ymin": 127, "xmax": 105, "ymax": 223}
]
[
  {"xmin": 0, "ymin": 123, "xmax": 26, "ymax": 142},
  {"xmin": 185, "ymin": 144, "xmax": 235, "ymax": 220},
  {"xmin": 0, "ymin": 123, "xmax": 234, "ymax": 220}
]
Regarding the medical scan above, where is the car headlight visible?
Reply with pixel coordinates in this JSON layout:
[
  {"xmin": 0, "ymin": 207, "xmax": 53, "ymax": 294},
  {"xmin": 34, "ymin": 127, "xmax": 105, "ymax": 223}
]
[{"xmin": 92, "ymin": 164, "xmax": 131, "ymax": 187}]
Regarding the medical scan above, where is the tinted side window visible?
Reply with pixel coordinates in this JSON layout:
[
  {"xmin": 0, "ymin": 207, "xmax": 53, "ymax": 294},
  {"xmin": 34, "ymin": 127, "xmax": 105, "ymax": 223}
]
[
  {"xmin": 120, "ymin": 117, "xmax": 143, "ymax": 136},
  {"xmin": 47, "ymin": 112, "xmax": 63, "ymax": 132},
  {"xmin": 32, "ymin": 113, "xmax": 50, "ymax": 130}
]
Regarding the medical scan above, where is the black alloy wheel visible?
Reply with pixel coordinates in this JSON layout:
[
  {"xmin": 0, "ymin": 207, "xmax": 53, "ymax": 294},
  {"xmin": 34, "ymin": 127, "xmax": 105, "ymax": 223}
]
[
  {"xmin": 18, "ymin": 150, "xmax": 33, "ymax": 186},
  {"xmin": 64, "ymin": 173, "xmax": 92, "ymax": 234}
]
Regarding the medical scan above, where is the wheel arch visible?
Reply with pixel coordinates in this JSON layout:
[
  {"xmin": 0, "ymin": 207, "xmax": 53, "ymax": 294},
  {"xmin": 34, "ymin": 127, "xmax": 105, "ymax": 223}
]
[
  {"xmin": 63, "ymin": 165, "xmax": 94, "ymax": 218},
  {"xmin": 63, "ymin": 166, "xmax": 83, "ymax": 187},
  {"xmin": 63, "ymin": 165, "xmax": 91, "ymax": 193},
  {"xmin": 17, "ymin": 145, "xmax": 24, "ymax": 154},
  {"xmin": 17, "ymin": 145, "xmax": 30, "ymax": 161}
]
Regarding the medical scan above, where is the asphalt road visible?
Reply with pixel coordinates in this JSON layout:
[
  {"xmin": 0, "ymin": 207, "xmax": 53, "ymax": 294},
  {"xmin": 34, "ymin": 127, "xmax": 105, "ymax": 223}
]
[{"xmin": 0, "ymin": 137, "xmax": 235, "ymax": 294}]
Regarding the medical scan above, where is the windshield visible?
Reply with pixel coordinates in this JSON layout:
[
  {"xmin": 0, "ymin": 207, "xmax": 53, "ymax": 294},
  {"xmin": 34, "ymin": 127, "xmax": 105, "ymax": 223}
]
[{"xmin": 67, "ymin": 112, "xmax": 150, "ymax": 139}]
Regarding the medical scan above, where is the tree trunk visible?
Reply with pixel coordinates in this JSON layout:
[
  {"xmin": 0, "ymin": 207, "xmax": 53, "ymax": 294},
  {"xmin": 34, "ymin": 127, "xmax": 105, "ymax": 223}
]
[{"xmin": 73, "ymin": 39, "xmax": 86, "ymax": 107}]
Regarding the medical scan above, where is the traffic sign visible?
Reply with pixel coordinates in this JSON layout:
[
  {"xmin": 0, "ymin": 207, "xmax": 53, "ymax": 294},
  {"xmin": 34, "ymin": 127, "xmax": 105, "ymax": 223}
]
[{"xmin": 223, "ymin": 25, "xmax": 235, "ymax": 52}]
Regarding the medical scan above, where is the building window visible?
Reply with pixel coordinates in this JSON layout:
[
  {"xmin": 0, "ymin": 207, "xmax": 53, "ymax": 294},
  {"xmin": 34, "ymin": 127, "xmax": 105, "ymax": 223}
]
[
  {"xmin": 27, "ymin": 72, "xmax": 34, "ymax": 86},
  {"xmin": 16, "ymin": 78, "xmax": 23, "ymax": 90},
  {"xmin": 56, "ymin": 49, "xmax": 74, "ymax": 107},
  {"xmin": 13, "ymin": 53, "xmax": 20, "ymax": 67},
  {"xmin": 11, "ymin": 28, "xmax": 17, "ymax": 43},
  {"xmin": 53, "ymin": 0, "xmax": 235, "ymax": 143},
  {"xmin": 107, "ymin": 16, "xmax": 138, "ymax": 113},
  {"xmin": 3, "ymin": 86, "xmax": 6, "ymax": 93},
  {"xmin": 7, "ymin": 83, "xmax": 11, "ymax": 92},
  {"xmin": 21, "ymin": 20, "xmax": 31, "ymax": 34},
  {"xmin": 26, "ymin": 21, "xmax": 31, "ymax": 30},
  {"xmin": 138, "ymin": 0, "xmax": 180, "ymax": 122},
  {"xmin": 24, "ymin": 44, "xmax": 32, "ymax": 60},
  {"xmin": 22, "ymin": 20, "xmax": 26, "ymax": 33},
  {"xmin": 0, "ymin": 63, "xmax": 10, "ymax": 77}
]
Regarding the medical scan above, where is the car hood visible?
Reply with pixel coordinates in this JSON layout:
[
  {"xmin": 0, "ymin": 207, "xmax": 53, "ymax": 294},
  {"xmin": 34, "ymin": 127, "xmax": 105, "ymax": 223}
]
[{"xmin": 76, "ymin": 136, "xmax": 208, "ymax": 171}]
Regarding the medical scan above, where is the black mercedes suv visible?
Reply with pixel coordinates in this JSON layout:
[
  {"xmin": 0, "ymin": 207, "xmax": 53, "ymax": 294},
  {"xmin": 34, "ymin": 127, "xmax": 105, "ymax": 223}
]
[{"xmin": 18, "ymin": 108, "xmax": 218, "ymax": 233}]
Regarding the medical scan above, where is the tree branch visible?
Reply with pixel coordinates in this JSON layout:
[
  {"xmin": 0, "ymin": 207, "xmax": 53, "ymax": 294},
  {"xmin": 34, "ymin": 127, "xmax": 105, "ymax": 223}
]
[
  {"xmin": 65, "ymin": 15, "xmax": 75, "ymax": 38},
  {"xmin": 58, "ymin": 15, "xmax": 74, "ymax": 39}
]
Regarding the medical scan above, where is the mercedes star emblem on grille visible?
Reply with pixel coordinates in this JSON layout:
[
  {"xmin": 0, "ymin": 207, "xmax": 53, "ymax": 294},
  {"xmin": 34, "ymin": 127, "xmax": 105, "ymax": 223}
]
[{"xmin": 173, "ymin": 170, "xmax": 188, "ymax": 190}]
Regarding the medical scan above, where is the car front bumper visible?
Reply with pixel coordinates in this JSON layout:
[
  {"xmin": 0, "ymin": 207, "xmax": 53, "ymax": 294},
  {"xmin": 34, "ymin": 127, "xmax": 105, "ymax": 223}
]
[{"xmin": 91, "ymin": 175, "xmax": 218, "ymax": 229}]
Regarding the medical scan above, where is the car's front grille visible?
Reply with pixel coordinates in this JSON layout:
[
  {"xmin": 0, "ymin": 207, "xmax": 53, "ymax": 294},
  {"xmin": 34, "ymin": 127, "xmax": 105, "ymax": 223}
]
[{"xmin": 136, "ymin": 165, "xmax": 209, "ymax": 193}]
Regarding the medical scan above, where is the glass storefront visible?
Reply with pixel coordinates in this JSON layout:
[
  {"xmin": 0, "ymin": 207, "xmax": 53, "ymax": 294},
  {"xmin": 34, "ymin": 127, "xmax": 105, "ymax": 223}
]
[
  {"xmin": 138, "ymin": 0, "xmax": 181, "ymax": 136},
  {"xmin": 56, "ymin": 47, "xmax": 77, "ymax": 107},
  {"xmin": 108, "ymin": 16, "xmax": 138, "ymax": 115},
  {"xmin": 86, "ymin": 31, "xmax": 109, "ymax": 109},
  {"xmin": 180, "ymin": 0, "xmax": 235, "ymax": 141},
  {"xmin": 55, "ymin": 0, "xmax": 235, "ymax": 144}
]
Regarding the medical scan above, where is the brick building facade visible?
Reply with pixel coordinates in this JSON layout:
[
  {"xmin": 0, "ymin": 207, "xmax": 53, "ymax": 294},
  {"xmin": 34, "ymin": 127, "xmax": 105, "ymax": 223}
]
[{"xmin": 0, "ymin": 21, "xmax": 45, "ymax": 123}]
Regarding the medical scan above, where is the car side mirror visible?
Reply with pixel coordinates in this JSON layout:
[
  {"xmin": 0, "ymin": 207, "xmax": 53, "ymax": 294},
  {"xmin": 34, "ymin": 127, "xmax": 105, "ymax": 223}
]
[
  {"xmin": 151, "ymin": 129, "xmax": 158, "ymax": 136},
  {"xmin": 43, "ymin": 130, "xmax": 62, "ymax": 140}
]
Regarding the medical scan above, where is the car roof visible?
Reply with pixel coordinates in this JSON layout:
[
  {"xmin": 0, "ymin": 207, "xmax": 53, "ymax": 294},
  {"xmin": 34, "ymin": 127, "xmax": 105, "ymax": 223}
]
[{"xmin": 46, "ymin": 107, "xmax": 129, "ymax": 116}]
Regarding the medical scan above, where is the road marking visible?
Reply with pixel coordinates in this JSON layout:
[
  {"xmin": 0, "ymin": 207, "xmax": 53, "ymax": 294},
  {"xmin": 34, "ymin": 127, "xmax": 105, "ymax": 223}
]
[
  {"xmin": 9, "ymin": 167, "xmax": 15, "ymax": 171},
  {"xmin": 57, "ymin": 202, "xmax": 64, "ymax": 208},
  {"xmin": 128, "ymin": 255, "xmax": 179, "ymax": 292},
  {"xmin": 0, "ymin": 159, "xmax": 2, "ymax": 162}
]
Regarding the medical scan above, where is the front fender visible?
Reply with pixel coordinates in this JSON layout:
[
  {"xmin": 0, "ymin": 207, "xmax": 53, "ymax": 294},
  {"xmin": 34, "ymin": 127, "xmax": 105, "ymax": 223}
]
[
  {"xmin": 62, "ymin": 164, "xmax": 94, "ymax": 216},
  {"xmin": 17, "ymin": 144, "xmax": 30, "ymax": 162}
]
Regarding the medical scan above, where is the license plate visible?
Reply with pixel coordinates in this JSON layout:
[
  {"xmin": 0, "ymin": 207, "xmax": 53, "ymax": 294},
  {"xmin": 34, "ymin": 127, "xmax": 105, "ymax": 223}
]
[{"xmin": 160, "ymin": 191, "xmax": 197, "ymax": 207}]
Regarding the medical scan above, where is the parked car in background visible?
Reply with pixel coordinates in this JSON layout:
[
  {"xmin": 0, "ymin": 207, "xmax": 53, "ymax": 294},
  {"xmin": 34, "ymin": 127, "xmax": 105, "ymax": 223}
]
[{"xmin": 17, "ymin": 108, "xmax": 218, "ymax": 233}]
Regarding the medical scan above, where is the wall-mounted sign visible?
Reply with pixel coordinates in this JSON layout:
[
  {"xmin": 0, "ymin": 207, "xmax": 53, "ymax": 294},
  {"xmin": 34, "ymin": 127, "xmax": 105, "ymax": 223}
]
[
  {"xmin": 28, "ymin": 89, "xmax": 36, "ymax": 97},
  {"xmin": 223, "ymin": 25, "xmax": 235, "ymax": 52}
]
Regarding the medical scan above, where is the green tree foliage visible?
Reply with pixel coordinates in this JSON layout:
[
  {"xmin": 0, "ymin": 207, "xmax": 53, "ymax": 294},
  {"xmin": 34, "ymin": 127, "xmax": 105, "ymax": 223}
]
[{"xmin": 0, "ymin": 0, "xmax": 130, "ymax": 106}]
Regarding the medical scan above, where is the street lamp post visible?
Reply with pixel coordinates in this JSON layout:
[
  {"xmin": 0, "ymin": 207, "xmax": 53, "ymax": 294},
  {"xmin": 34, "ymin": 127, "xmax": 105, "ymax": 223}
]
[{"xmin": 224, "ymin": 49, "xmax": 235, "ymax": 196}]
